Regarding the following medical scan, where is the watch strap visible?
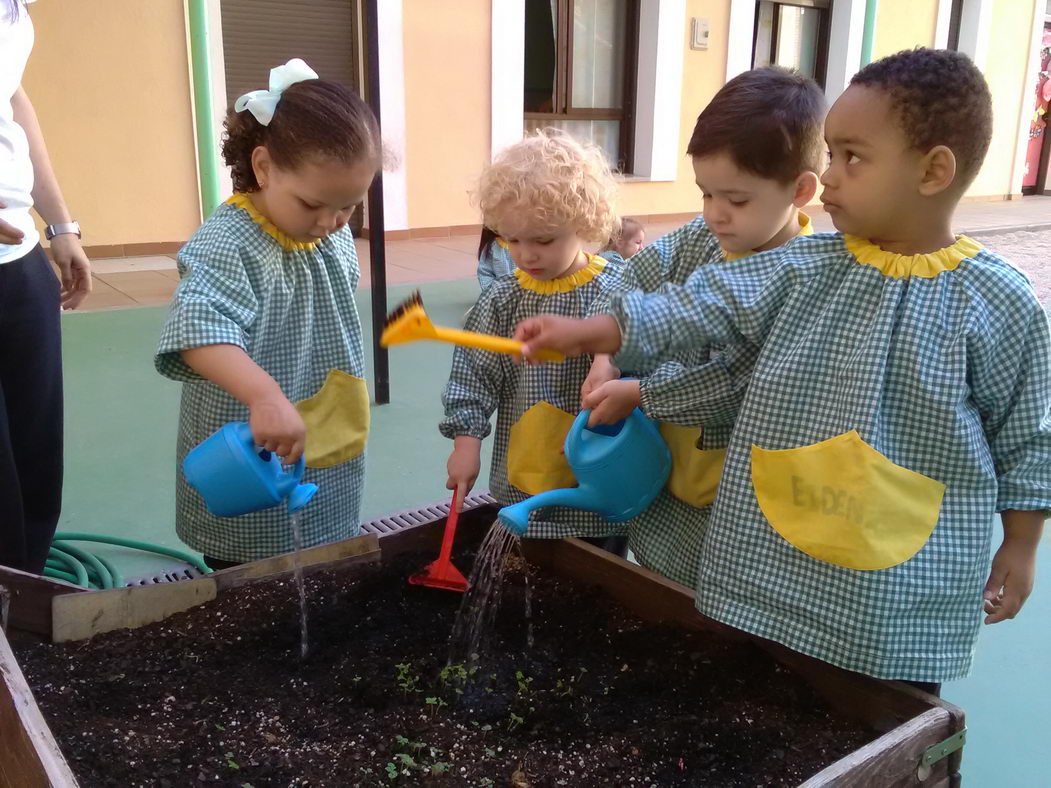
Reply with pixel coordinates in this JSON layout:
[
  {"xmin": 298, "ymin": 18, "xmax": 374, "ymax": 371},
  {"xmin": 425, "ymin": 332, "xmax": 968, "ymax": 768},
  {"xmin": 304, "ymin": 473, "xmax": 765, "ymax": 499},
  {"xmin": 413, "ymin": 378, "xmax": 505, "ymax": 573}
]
[{"xmin": 45, "ymin": 221, "xmax": 81, "ymax": 241}]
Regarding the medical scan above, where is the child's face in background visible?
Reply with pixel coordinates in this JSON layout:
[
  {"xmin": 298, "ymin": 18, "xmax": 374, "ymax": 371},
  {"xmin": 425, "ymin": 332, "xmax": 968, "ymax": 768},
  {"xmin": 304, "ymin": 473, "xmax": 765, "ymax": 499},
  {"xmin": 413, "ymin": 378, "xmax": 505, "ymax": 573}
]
[
  {"xmin": 614, "ymin": 228, "xmax": 646, "ymax": 259},
  {"xmin": 500, "ymin": 219, "xmax": 586, "ymax": 281},
  {"xmin": 821, "ymin": 86, "xmax": 926, "ymax": 240},
  {"xmin": 251, "ymin": 148, "xmax": 376, "ymax": 243},
  {"xmin": 692, "ymin": 153, "xmax": 810, "ymax": 254}
]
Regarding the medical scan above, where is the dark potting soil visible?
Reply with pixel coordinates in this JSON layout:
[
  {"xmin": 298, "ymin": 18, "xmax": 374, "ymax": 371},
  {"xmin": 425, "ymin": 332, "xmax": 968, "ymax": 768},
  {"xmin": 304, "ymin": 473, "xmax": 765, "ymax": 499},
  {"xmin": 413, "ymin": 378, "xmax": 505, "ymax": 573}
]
[{"xmin": 14, "ymin": 552, "xmax": 874, "ymax": 787}]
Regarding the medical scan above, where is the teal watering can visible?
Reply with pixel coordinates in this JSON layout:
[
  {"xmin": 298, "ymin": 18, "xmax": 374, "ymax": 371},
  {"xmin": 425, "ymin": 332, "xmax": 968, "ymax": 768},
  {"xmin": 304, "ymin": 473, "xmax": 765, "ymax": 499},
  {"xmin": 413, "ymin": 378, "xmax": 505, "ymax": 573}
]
[
  {"xmin": 183, "ymin": 422, "xmax": 319, "ymax": 517},
  {"xmin": 498, "ymin": 407, "xmax": 671, "ymax": 536}
]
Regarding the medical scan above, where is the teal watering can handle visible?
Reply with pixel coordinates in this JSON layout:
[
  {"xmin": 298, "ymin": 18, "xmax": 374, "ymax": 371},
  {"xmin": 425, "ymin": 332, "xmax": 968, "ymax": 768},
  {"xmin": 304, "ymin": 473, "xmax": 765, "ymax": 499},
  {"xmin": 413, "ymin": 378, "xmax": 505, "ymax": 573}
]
[
  {"xmin": 233, "ymin": 421, "xmax": 305, "ymax": 480},
  {"xmin": 564, "ymin": 409, "xmax": 592, "ymax": 457}
]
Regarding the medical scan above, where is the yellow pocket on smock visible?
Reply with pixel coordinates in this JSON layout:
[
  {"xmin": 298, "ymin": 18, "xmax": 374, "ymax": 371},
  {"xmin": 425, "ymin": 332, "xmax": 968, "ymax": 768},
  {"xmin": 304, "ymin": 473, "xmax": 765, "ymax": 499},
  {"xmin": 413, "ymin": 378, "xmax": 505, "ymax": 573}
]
[
  {"xmin": 507, "ymin": 401, "xmax": 577, "ymax": 495},
  {"xmin": 660, "ymin": 422, "xmax": 726, "ymax": 509},
  {"xmin": 295, "ymin": 369, "xmax": 371, "ymax": 469},
  {"xmin": 751, "ymin": 430, "xmax": 945, "ymax": 571}
]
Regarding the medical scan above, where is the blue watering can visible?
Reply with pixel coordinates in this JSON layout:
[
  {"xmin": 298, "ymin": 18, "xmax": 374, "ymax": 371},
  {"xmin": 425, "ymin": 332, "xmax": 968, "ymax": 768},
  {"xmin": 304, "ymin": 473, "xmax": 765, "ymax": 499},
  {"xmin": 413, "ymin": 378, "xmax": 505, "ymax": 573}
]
[
  {"xmin": 183, "ymin": 422, "xmax": 319, "ymax": 517},
  {"xmin": 499, "ymin": 407, "xmax": 671, "ymax": 536}
]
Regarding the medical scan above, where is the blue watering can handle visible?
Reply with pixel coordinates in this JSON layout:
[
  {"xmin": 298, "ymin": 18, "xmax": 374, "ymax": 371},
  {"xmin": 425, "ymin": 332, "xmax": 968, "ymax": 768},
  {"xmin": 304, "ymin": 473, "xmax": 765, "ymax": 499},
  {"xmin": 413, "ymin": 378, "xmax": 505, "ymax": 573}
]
[
  {"xmin": 565, "ymin": 409, "xmax": 591, "ymax": 456},
  {"xmin": 233, "ymin": 421, "xmax": 305, "ymax": 480},
  {"xmin": 288, "ymin": 453, "xmax": 305, "ymax": 481}
]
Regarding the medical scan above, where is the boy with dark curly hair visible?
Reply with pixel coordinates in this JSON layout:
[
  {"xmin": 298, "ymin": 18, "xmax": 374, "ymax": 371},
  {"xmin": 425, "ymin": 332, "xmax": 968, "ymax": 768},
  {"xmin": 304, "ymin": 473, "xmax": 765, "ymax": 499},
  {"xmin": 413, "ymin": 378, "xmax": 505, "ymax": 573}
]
[{"xmin": 515, "ymin": 49, "xmax": 1050, "ymax": 691}]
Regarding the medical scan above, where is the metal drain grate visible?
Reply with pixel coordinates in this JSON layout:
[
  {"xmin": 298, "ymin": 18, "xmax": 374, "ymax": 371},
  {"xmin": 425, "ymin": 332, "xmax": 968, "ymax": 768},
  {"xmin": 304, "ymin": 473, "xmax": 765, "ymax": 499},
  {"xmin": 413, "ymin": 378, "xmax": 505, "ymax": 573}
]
[
  {"xmin": 359, "ymin": 490, "xmax": 496, "ymax": 535},
  {"xmin": 121, "ymin": 565, "xmax": 210, "ymax": 587},
  {"xmin": 114, "ymin": 492, "xmax": 497, "ymax": 586}
]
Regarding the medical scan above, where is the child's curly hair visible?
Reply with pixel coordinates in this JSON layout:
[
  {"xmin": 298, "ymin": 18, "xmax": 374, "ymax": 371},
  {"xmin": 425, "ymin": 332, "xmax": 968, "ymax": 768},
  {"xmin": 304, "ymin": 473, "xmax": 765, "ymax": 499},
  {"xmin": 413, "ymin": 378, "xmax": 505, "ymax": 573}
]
[
  {"xmin": 476, "ymin": 129, "xmax": 618, "ymax": 243},
  {"xmin": 222, "ymin": 79, "xmax": 380, "ymax": 193},
  {"xmin": 850, "ymin": 48, "xmax": 992, "ymax": 190}
]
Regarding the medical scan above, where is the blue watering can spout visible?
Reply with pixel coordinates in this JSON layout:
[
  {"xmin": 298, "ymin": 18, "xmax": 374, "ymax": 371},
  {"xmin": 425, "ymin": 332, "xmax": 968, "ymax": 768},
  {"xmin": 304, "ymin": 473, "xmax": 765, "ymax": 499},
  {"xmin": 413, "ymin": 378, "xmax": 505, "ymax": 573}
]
[
  {"xmin": 498, "ymin": 487, "xmax": 593, "ymax": 536},
  {"xmin": 286, "ymin": 482, "xmax": 319, "ymax": 513},
  {"xmin": 497, "ymin": 406, "xmax": 671, "ymax": 536}
]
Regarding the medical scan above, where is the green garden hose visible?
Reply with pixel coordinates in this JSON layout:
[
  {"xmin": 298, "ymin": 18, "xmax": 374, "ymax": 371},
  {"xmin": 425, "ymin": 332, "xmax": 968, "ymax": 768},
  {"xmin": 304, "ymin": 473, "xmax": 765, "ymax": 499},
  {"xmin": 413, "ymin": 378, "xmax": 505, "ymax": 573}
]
[
  {"xmin": 46, "ymin": 546, "xmax": 90, "ymax": 587},
  {"xmin": 42, "ymin": 533, "xmax": 213, "ymax": 590}
]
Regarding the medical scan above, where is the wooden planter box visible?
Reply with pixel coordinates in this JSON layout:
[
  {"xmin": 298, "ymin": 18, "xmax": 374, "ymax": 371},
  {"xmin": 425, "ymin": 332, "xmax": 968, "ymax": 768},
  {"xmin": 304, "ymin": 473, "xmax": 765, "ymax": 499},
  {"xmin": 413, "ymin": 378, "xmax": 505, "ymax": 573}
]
[{"xmin": 0, "ymin": 501, "xmax": 964, "ymax": 787}]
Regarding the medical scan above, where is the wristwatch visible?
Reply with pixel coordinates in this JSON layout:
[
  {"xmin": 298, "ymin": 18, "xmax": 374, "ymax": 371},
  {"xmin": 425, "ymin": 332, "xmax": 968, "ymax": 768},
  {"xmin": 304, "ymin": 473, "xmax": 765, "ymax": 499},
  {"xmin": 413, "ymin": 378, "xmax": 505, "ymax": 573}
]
[{"xmin": 45, "ymin": 221, "xmax": 81, "ymax": 241}]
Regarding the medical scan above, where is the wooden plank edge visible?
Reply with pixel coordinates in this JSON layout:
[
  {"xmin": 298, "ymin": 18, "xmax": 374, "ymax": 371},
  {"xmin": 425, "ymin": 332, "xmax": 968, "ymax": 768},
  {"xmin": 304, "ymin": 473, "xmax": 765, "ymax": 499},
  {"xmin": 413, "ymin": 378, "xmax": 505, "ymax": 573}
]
[
  {"xmin": 801, "ymin": 707, "xmax": 953, "ymax": 787},
  {"xmin": 0, "ymin": 628, "xmax": 78, "ymax": 787},
  {"xmin": 209, "ymin": 533, "xmax": 380, "ymax": 591},
  {"xmin": 0, "ymin": 567, "xmax": 86, "ymax": 638},
  {"xmin": 51, "ymin": 577, "xmax": 219, "ymax": 644},
  {"xmin": 48, "ymin": 535, "xmax": 382, "ymax": 642}
]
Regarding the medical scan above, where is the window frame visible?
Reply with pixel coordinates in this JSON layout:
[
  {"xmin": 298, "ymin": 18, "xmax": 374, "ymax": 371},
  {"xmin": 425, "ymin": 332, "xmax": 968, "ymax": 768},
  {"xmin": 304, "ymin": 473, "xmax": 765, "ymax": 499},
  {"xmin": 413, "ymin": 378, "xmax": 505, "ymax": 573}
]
[
  {"xmin": 523, "ymin": 0, "xmax": 641, "ymax": 172},
  {"xmin": 751, "ymin": 0, "xmax": 833, "ymax": 89}
]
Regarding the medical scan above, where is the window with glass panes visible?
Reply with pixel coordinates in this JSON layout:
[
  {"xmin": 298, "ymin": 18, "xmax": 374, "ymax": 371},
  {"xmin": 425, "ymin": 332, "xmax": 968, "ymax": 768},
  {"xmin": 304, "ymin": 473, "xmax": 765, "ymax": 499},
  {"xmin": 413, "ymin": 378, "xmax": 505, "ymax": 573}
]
[
  {"xmin": 752, "ymin": 0, "xmax": 832, "ymax": 88},
  {"xmin": 523, "ymin": 0, "xmax": 640, "ymax": 172}
]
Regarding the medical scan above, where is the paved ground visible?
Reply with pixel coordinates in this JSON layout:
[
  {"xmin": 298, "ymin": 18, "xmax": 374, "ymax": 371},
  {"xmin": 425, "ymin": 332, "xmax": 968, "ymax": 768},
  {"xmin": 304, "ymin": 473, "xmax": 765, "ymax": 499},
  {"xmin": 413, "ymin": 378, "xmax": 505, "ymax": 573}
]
[
  {"xmin": 74, "ymin": 195, "xmax": 1051, "ymax": 312},
  {"xmin": 974, "ymin": 227, "xmax": 1051, "ymax": 305}
]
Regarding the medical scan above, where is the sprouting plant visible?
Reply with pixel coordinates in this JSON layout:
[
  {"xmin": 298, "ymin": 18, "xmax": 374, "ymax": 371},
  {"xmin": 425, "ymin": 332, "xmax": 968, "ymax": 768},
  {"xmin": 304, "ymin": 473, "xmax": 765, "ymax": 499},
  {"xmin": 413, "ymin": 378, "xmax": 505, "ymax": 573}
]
[
  {"xmin": 225, "ymin": 752, "xmax": 240, "ymax": 770},
  {"xmin": 439, "ymin": 663, "xmax": 469, "ymax": 697},
  {"xmin": 479, "ymin": 778, "xmax": 495, "ymax": 787},
  {"xmin": 440, "ymin": 663, "xmax": 468, "ymax": 685},
  {"xmin": 424, "ymin": 696, "xmax": 448, "ymax": 718},
  {"xmin": 394, "ymin": 663, "xmax": 419, "ymax": 695},
  {"xmin": 430, "ymin": 761, "xmax": 452, "ymax": 776},
  {"xmin": 394, "ymin": 753, "xmax": 417, "ymax": 768},
  {"xmin": 385, "ymin": 762, "xmax": 399, "ymax": 780},
  {"xmin": 507, "ymin": 711, "xmax": 525, "ymax": 732},
  {"xmin": 394, "ymin": 735, "xmax": 428, "ymax": 755},
  {"xmin": 515, "ymin": 670, "xmax": 533, "ymax": 697}
]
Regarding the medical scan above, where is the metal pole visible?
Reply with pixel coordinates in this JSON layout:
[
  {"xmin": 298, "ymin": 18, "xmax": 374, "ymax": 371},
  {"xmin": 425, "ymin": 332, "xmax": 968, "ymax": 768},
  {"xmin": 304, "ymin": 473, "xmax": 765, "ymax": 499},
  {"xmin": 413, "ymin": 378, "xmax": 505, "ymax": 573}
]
[
  {"xmin": 363, "ymin": 0, "xmax": 390, "ymax": 405},
  {"xmin": 187, "ymin": 0, "xmax": 221, "ymax": 219}
]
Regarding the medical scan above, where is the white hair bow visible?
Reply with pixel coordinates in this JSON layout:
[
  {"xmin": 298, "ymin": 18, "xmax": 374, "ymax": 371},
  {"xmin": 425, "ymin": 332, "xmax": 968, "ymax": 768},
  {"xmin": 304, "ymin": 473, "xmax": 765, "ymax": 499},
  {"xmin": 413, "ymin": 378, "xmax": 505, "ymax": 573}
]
[{"xmin": 234, "ymin": 58, "xmax": 319, "ymax": 126}]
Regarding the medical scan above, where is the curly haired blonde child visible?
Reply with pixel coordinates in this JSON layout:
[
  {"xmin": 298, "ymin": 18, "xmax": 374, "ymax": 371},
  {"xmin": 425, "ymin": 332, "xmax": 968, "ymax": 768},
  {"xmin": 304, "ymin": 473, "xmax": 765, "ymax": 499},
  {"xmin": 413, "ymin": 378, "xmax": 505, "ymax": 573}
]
[{"xmin": 440, "ymin": 130, "xmax": 624, "ymax": 543}]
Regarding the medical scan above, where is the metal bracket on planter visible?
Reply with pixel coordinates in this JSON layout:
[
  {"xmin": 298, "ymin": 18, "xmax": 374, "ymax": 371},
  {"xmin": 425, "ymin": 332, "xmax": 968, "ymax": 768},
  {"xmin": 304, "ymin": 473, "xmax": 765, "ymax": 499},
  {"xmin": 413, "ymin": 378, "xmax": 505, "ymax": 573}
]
[{"xmin": 917, "ymin": 727, "xmax": 966, "ymax": 780}]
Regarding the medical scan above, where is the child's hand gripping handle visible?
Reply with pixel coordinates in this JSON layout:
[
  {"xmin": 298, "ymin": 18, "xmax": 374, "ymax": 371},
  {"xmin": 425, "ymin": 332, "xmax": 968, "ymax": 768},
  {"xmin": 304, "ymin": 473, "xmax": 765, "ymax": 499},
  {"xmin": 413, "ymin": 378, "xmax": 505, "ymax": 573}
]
[{"xmin": 433, "ymin": 326, "xmax": 565, "ymax": 363}]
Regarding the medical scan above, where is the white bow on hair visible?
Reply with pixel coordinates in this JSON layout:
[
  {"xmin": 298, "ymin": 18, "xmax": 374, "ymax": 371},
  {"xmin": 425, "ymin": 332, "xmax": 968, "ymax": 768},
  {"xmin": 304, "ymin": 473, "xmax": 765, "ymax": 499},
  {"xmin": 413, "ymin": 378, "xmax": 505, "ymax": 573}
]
[{"xmin": 234, "ymin": 58, "xmax": 319, "ymax": 126}]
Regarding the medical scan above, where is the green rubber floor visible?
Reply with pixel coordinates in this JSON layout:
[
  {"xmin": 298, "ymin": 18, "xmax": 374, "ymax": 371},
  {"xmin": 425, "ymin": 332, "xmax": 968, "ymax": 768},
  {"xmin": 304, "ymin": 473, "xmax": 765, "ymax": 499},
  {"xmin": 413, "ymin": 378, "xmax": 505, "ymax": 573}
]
[
  {"xmin": 59, "ymin": 280, "xmax": 491, "ymax": 579},
  {"xmin": 56, "ymin": 280, "xmax": 1048, "ymax": 786}
]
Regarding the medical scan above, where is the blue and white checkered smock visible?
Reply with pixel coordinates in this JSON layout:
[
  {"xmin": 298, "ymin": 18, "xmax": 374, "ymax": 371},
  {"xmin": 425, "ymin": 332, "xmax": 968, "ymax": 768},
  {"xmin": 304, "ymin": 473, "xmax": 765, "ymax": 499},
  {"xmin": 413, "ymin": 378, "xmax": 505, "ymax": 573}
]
[
  {"xmin": 588, "ymin": 217, "xmax": 739, "ymax": 585},
  {"xmin": 156, "ymin": 196, "xmax": 367, "ymax": 563},
  {"xmin": 442, "ymin": 256, "xmax": 626, "ymax": 537},
  {"xmin": 611, "ymin": 231, "xmax": 1051, "ymax": 681},
  {"xmin": 477, "ymin": 238, "xmax": 515, "ymax": 291}
]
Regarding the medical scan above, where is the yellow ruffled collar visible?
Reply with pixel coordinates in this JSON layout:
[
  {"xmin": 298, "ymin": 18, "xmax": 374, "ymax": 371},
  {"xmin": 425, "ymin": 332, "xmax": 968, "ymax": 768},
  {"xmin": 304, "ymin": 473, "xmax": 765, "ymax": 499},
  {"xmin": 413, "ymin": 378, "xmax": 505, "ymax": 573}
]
[
  {"xmin": 844, "ymin": 234, "xmax": 981, "ymax": 279},
  {"xmin": 723, "ymin": 211, "xmax": 813, "ymax": 262},
  {"xmin": 514, "ymin": 254, "xmax": 607, "ymax": 294},
  {"xmin": 226, "ymin": 193, "xmax": 319, "ymax": 252}
]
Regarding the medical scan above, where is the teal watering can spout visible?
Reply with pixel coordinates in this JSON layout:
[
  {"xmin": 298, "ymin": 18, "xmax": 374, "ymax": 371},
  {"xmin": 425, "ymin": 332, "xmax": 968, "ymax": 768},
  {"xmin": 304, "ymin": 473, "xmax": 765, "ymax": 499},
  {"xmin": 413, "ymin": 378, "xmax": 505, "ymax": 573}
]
[
  {"xmin": 497, "ymin": 407, "xmax": 671, "ymax": 537},
  {"xmin": 499, "ymin": 487, "xmax": 594, "ymax": 536}
]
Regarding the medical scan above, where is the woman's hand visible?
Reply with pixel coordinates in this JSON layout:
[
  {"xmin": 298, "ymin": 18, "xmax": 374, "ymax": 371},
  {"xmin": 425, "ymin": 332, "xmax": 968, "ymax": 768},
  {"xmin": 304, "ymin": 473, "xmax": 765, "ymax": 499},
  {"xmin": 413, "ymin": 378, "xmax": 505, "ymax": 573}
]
[
  {"xmin": 0, "ymin": 202, "xmax": 25, "ymax": 245},
  {"xmin": 49, "ymin": 233, "xmax": 92, "ymax": 309}
]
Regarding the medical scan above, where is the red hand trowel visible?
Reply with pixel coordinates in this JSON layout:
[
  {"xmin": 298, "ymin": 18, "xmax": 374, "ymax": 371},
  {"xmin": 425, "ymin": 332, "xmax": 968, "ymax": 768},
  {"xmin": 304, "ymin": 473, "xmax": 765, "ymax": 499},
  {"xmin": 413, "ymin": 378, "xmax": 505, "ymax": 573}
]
[{"xmin": 408, "ymin": 488, "xmax": 469, "ymax": 592}]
